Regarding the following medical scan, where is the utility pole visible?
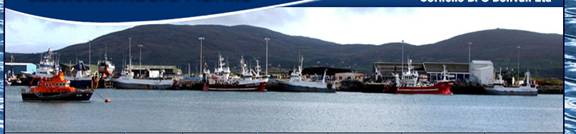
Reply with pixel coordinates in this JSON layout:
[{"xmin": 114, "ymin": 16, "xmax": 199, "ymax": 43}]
[
  {"xmin": 88, "ymin": 41, "xmax": 92, "ymax": 66},
  {"xmin": 264, "ymin": 37, "xmax": 270, "ymax": 76},
  {"xmin": 188, "ymin": 63, "xmax": 191, "ymax": 77},
  {"xmin": 401, "ymin": 40, "xmax": 405, "ymax": 73},
  {"xmin": 517, "ymin": 45, "xmax": 521, "ymax": 78},
  {"xmin": 128, "ymin": 37, "xmax": 132, "ymax": 67},
  {"xmin": 468, "ymin": 42, "xmax": 472, "ymax": 64},
  {"xmin": 198, "ymin": 36, "xmax": 205, "ymax": 75},
  {"xmin": 467, "ymin": 42, "xmax": 473, "ymax": 81},
  {"xmin": 138, "ymin": 44, "xmax": 144, "ymax": 66}
]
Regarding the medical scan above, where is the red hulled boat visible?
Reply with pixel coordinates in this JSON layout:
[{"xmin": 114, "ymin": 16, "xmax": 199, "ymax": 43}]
[{"xmin": 393, "ymin": 60, "xmax": 453, "ymax": 95}]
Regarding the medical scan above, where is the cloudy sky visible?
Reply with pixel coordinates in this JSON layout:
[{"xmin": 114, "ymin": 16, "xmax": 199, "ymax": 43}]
[{"xmin": 6, "ymin": 7, "xmax": 562, "ymax": 53}]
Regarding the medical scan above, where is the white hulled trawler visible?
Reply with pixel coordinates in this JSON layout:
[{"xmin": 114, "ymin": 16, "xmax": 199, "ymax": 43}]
[
  {"xmin": 204, "ymin": 55, "xmax": 266, "ymax": 91},
  {"xmin": 274, "ymin": 56, "xmax": 334, "ymax": 92},
  {"xmin": 112, "ymin": 38, "xmax": 174, "ymax": 89},
  {"xmin": 486, "ymin": 70, "xmax": 538, "ymax": 96}
]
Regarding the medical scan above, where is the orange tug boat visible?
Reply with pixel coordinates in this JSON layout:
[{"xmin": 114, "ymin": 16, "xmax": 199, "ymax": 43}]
[{"xmin": 22, "ymin": 71, "xmax": 93, "ymax": 101}]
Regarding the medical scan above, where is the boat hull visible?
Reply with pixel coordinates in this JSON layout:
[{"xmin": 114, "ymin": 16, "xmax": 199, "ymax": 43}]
[
  {"xmin": 207, "ymin": 82, "xmax": 266, "ymax": 91},
  {"xmin": 21, "ymin": 90, "xmax": 93, "ymax": 101},
  {"xmin": 395, "ymin": 82, "xmax": 453, "ymax": 95},
  {"xmin": 273, "ymin": 80, "xmax": 335, "ymax": 93},
  {"xmin": 113, "ymin": 79, "xmax": 173, "ymax": 89},
  {"xmin": 114, "ymin": 82, "xmax": 173, "ymax": 89},
  {"xmin": 69, "ymin": 79, "xmax": 93, "ymax": 89},
  {"xmin": 486, "ymin": 87, "xmax": 538, "ymax": 96},
  {"xmin": 172, "ymin": 79, "xmax": 206, "ymax": 90},
  {"xmin": 362, "ymin": 82, "xmax": 396, "ymax": 93}
]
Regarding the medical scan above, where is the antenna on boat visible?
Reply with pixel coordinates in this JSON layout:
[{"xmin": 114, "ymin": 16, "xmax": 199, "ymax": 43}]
[
  {"xmin": 442, "ymin": 64, "xmax": 448, "ymax": 81},
  {"xmin": 525, "ymin": 71, "xmax": 531, "ymax": 87},
  {"xmin": 299, "ymin": 55, "xmax": 304, "ymax": 75},
  {"xmin": 55, "ymin": 52, "xmax": 60, "ymax": 71}
]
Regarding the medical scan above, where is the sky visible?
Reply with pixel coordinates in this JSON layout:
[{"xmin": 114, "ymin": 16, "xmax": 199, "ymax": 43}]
[{"xmin": 6, "ymin": 7, "xmax": 563, "ymax": 53}]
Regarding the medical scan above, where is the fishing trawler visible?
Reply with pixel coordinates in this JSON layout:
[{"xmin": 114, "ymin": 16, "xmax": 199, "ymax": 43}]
[
  {"xmin": 274, "ymin": 56, "xmax": 334, "ymax": 92},
  {"xmin": 97, "ymin": 55, "xmax": 115, "ymax": 79},
  {"xmin": 96, "ymin": 52, "xmax": 115, "ymax": 88},
  {"xmin": 393, "ymin": 60, "xmax": 453, "ymax": 95},
  {"xmin": 66, "ymin": 61, "xmax": 94, "ymax": 89},
  {"xmin": 205, "ymin": 55, "xmax": 266, "ymax": 91},
  {"xmin": 34, "ymin": 48, "xmax": 59, "ymax": 78},
  {"xmin": 21, "ymin": 71, "xmax": 93, "ymax": 101},
  {"xmin": 112, "ymin": 38, "xmax": 174, "ymax": 89},
  {"xmin": 113, "ymin": 65, "xmax": 175, "ymax": 89},
  {"xmin": 485, "ymin": 71, "xmax": 538, "ymax": 96},
  {"xmin": 361, "ymin": 66, "xmax": 396, "ymax": 93}
]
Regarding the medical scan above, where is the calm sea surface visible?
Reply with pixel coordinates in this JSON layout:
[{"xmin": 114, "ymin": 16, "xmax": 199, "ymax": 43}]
[{"xmin": 6, "ymin": 86, "xmax": 561, "ymax": 132}]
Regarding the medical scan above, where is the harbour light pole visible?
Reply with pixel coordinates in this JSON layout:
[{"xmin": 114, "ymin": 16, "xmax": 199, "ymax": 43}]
[
  {"xmin": 88, "ymin": 40, "xmax": 92, "ymax": 66},
  {"xmin": 138, "ymin": 44, "xmax": 144, "ymax": 66},
  {"xmin": 517, "ymin": 45, "xmax": 520, "ymax": 78},
  {"xmin": 198, "ymin": 36, "xmax": 205, "ymax": 75},
  {"xmin": 468, "ymin": 42, "xmax": 472, "ymax": 64},
  {"xmin": 264, "ymin": 37, "xmax": 270, "ymax": 76},
  {"xmin": 468, "ymin": 42, "xmax": 472, "ymax": 80},
  {"xmin": 128, "ymin": 37, "xmax": 132, "ymax": 67},
  {"xmin": 401, "ymin": 40, "xmax": 405, "ymax": 73}
]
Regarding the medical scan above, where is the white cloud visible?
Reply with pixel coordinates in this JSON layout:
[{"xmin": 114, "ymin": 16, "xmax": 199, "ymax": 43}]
[
  {"xmin": 6, "ymin": 10, "xmax": 128, "ymax": 53},
  {"xmin": 277, "ymin": 7, "xmax": 562, "ymax": 45}
]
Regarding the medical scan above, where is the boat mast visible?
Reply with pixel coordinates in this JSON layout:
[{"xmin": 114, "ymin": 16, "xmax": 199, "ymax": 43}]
[
  {"xmin": 128, "ymin": 37, "xmax": 132, "ymax": 67},
  {"xmin": 497, "ymin": 67, "xmax": 503, "ymax": 84},
  {"xmin": 255, "ymin": 59, "xmax": 261, "ymax": 76},
  {"xmin": 525, "ymin": 72, "xmax": 531, "ymax": 87},
  {"xmin": 219, "ymin": 54, "xmax": 224, "ymax": 69},
  {"xmin": 299, "ymin": 55, "xmax": 303, "ymax": 75},
  {"xmin": 442, "ymin": 65, "xmax": 448, "ymax": 81},
  {"xmin": 240, "ymin": 56, "xmax": 246, "ymax": 75}
]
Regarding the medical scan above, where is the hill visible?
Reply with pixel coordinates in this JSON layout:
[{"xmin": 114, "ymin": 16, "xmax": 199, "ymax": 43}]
[{"xmin": 6, "ymin": 24, "xmax": 563, "ymax": 78}]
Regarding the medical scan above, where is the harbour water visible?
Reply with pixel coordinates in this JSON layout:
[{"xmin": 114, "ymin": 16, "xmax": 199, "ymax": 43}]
[{"xmin": 6, "ymin": 86, "xmax": 561, "ymax": 132}]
